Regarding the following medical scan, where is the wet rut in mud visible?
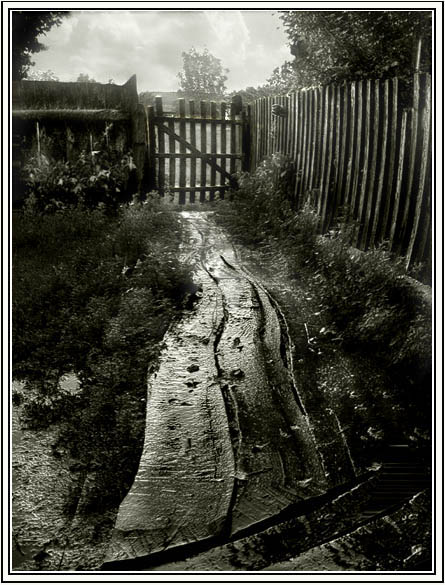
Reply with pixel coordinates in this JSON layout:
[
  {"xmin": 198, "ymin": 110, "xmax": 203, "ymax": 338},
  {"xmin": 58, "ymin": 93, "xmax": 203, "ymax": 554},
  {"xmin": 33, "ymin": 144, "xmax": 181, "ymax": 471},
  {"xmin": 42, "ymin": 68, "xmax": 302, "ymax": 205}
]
[{"xmin": 105, "ymin": 211, "xmax": 328, "ymax": 567}]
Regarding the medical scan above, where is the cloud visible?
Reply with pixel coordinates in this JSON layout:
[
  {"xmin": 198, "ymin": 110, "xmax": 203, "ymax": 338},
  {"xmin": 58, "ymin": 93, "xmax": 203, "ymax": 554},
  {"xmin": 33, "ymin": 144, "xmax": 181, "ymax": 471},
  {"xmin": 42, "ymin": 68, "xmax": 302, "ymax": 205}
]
[{"xmin": 29, "ymin": 10, "xmax": 288, "ymax": 91}]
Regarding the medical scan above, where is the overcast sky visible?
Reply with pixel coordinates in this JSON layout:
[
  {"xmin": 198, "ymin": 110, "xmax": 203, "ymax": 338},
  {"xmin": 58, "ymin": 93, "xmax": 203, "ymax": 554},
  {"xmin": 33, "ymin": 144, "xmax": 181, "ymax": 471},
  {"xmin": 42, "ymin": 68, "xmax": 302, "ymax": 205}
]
[{"xmin": 29, "ymin": 10, "xmax": 290, "ymax": 92}]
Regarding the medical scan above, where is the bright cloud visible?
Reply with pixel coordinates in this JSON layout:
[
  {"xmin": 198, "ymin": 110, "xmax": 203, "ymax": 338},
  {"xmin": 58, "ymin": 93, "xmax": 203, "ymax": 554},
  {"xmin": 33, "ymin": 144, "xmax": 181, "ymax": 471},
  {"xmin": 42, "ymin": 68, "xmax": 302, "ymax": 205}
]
[{"xmin": 29, "ymin": 10, "xmax": 289, "ymax": 92}]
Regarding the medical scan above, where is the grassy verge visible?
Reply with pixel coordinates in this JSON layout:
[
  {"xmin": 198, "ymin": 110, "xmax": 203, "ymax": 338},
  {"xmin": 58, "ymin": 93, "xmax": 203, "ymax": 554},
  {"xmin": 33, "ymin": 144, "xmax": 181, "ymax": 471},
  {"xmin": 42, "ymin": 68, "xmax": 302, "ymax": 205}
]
[
  {"xmin": 13, "ymin": 198, "xmax": 193, "ymax": 513},
  {"xmin": 214, "ymin": 155, "xmax": 432, "ymax": 464}
]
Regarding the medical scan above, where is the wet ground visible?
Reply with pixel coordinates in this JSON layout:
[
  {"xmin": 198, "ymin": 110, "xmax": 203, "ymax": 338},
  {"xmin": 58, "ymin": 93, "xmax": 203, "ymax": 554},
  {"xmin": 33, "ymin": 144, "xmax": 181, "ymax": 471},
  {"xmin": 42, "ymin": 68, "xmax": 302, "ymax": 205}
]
[
  {"xmin": 105, "ymin": 212, "xmax": 328, "ymax": 566},
  {"xmin": 12, "ymin": 211, "xmax": 431, "ymax": 572}
]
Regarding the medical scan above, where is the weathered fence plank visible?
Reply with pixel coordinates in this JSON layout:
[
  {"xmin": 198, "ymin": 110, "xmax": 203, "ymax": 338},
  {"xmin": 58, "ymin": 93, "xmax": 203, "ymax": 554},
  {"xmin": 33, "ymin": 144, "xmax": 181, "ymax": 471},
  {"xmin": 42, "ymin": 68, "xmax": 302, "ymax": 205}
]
[
  {"xmin": 406, "ymin": 74, "xmax": 432, "ymax": 268},
  {"xmin": 210, "ymin": 102, "xmax": 218, "ymax": 199},
  {"xmin": 155, "ymin": 96, "xmax": 165, "ymax": 195},
  {"xmin": 248, "ymin": 72, "xmax": 431, "ymax": 272},
  {"xmin": 200, "ymin": 101, "xmax": 208, "ymax": 202},
  {"xmin": 189, "ymin": 100, "xmax": 197, "ymax": 203},
  {"xmin": 390, "ymin": 109, "xmax": 411, "ymax": 249}
]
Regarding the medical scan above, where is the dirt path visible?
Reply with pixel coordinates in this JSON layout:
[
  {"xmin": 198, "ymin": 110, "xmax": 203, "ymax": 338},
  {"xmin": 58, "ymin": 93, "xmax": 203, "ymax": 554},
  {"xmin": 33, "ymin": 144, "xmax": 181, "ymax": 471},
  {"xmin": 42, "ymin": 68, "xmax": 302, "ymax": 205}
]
[{"xmin": 105, "ymin": 211, "xmax": 327, "ymax": 567}]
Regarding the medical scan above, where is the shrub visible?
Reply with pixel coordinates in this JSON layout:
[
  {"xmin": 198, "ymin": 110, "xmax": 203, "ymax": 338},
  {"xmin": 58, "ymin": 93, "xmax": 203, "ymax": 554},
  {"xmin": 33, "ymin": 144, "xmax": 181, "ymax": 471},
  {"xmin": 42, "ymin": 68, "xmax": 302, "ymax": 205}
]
[{"xmin": 20, "ymin": 149, "xmax": 136, "ymax": 213}]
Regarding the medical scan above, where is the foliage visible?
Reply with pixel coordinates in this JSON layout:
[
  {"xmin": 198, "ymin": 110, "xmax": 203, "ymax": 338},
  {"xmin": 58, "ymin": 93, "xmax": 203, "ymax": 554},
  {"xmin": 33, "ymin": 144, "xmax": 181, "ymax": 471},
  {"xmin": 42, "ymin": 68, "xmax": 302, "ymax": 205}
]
[
  {"xmin": 12, "ymin": 10, "xmax": 68, "ymax": 80},
  {"xmin": 216, "ymin": 154, "xmax": 431, "ymax": 405},
  {"xmin": 26, "ymin": 69, "xmax": 59, "ymax": 81},
  {"xmin": 21, "ymin": 150, "xmax": 136, "ymax": 213},
  {"xmin": 13, "ymin": 199, "xmax": 193, "ymax": 512},
  {"xmin": 76, "ymin": 73, "xmax": 97, "ymax": 83},
  {"xmin": 227, "ymin": 85, "xmax": 277, "ymax": 105},
  {"xmin": 273, "ymin": 11, "xmax": 432, "ymax": 93},
  {"xmin": 177, "ymin": 47, "xmax": 229, "ymax": 101},
  {"xmin": 138, "ymin": 91, "xmax": 156, "ymax": 107}
]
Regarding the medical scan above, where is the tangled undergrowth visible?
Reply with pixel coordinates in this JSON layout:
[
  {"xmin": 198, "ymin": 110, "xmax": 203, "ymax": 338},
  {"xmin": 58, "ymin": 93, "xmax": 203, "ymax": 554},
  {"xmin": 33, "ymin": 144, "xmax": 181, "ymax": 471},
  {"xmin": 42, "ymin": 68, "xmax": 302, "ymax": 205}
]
[{"xmin": 215, "ymin": 155, "xmax": 432, "ymax": 461}]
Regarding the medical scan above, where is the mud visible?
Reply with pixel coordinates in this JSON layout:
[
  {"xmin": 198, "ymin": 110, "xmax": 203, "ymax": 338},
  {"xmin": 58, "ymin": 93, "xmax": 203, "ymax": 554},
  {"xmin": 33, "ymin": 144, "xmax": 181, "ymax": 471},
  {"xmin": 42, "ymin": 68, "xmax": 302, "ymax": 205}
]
[{"xmin": 105, "ymin": 212, "xmax": 327, "ymax": 566}]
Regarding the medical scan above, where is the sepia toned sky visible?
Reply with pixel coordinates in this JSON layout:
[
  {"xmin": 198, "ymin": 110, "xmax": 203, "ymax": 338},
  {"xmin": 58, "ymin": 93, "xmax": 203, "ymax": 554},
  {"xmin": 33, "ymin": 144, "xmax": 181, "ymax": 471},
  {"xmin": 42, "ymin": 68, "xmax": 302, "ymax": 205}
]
[{"xmin": 29, "ymin": 10, "xmax": 290, "ymax": 92}]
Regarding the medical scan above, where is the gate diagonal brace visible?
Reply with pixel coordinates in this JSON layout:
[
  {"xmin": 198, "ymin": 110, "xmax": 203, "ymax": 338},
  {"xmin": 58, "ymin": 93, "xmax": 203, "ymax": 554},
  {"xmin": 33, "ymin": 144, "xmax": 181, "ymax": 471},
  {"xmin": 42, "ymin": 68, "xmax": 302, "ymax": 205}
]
[{"xmin": 158, "ymin": 123, "xmax": 239, "ymax": 189}]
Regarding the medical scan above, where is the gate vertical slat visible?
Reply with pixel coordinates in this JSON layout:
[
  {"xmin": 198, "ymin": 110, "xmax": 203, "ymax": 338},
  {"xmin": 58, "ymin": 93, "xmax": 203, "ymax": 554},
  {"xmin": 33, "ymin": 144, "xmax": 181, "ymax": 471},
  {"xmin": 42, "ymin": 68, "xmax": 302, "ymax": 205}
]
[
  {"xmin": 146, "ymin": 105, "xmax": 156, "ymax": 190},
  {"xmin": 168, "ymin": 115, "xmax": 176, "ymax": 202},
  {"xmin": 230, "ymin": 101, "xmax": 237, "ymax": 176},
  {"xmin": 200, "ymin": 101, "xmax": 207, "ymax": 202},
  {"xmin": 362, "ymin": 79, "xmax": 382, "ymax": 249},
  {"xmin": 210, "ymin": 101, "xmax": 217, "ymax": 200},
  {"xmin": 178, "ymin": 98, "xmax": 186, "ymax": 204},
  {"xmin": 189, "ymin": 100, "xmax": 196, "ymax": 203},
  {"xmin": 220, "ymin": 102, "xmax": 227, "ymax": 197},
  {"xmin": 155, "ymin": 96, "xmax": 165, "ymax": 196}
]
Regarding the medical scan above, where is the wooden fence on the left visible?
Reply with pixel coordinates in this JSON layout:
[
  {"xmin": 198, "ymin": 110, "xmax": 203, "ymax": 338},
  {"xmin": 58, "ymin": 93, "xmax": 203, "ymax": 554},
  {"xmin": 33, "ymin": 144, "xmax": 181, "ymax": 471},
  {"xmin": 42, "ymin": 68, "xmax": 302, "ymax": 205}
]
[{"xmin": 12, "ymin": 75, "xmax": 148, "ymax": 202}]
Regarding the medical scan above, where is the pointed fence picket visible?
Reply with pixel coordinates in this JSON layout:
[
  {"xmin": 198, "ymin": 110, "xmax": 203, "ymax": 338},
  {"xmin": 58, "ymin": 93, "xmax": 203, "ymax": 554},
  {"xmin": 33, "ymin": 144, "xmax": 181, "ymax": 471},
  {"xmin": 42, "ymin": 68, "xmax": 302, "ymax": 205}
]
[{"xmin": 248, "ymin": 73, "xmax": 432, "ymax": 273}]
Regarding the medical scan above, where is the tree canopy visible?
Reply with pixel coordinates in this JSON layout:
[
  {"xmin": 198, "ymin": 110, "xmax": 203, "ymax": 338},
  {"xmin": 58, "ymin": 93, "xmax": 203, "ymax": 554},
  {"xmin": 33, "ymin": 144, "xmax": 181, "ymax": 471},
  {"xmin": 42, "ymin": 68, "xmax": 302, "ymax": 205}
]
[
  {"xmin": 273, "ymin": 10, "xmax": 432, "ymax": 92},
  {"xmin": 76, "ymin": 73, "xmax": 97, "ymax": 83},
  {"xmin": 12, "ymin": 11, "xmax": 68, "ymax": 80},
  {"xmin": 177, "ymin": 48, "xmax": 229, "ymax": 101}
]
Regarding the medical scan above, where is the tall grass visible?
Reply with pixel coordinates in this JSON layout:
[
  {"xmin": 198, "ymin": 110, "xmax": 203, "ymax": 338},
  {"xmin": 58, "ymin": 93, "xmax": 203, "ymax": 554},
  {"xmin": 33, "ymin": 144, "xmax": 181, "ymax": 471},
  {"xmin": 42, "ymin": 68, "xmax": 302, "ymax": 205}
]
[{"xmin": 13, "ymin": 198, "xmax": 193, "ymax": 512}]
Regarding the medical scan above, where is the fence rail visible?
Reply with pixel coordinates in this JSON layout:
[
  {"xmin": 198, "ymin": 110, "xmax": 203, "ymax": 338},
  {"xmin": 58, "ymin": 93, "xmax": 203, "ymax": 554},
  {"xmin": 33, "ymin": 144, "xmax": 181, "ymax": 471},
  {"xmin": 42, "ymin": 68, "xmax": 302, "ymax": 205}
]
[{"xmin": 249, "ymin": 74, "xmax": 432, "ymax": 271}]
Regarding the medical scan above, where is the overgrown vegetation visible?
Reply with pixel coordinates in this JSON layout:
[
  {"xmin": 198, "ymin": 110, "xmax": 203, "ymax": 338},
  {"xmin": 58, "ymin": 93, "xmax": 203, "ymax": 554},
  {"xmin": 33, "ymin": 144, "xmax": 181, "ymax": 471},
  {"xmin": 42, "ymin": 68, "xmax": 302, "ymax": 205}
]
[
  {"xmin": 21, "ymin": 149, "xmax": 137, "ymax": 213},
  {"xmin": 13, "ymin": 186, "xmax": 193, "ymax": 511},
  {"xmin": 216, "ymin": 155, "xmax": 432, "ymax": 457}
]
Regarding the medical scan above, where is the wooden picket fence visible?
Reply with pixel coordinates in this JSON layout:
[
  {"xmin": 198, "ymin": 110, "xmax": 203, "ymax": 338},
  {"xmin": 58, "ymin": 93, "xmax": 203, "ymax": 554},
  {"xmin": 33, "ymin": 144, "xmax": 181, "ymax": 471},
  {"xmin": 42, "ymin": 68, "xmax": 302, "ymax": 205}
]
[
  {"xmin": 148, "ymin": 96, "xmax": 246, "ymax": 203},
  {"xmin": 248, "ymin": 73, "xmax": 432, "ymax": 271}
]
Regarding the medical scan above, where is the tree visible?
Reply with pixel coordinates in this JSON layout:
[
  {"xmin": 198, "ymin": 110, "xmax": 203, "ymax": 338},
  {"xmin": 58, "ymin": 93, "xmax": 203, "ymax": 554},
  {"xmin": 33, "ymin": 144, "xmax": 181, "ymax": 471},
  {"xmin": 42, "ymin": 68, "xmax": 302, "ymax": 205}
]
[
  {"xmin": 76, "ymin": 73, "xmax": 97, "ymax": 83},
  {"xmin": 177, "ymin": 48, "xmax": 228, "ymax": 101},
  {"xmin": 12, "ymin": 11, "xmax": 68, "ymax": 80},
  {"xmin": 276, "ymin": 11, "xmax": 432, "ymax": 92},
  {"xmin": 138, "ymin": 91, "xmax": 155, "ymax": 107},
  {"xmin": 25, "ymin": 69, "xmax": 59, "ymax": 81}
]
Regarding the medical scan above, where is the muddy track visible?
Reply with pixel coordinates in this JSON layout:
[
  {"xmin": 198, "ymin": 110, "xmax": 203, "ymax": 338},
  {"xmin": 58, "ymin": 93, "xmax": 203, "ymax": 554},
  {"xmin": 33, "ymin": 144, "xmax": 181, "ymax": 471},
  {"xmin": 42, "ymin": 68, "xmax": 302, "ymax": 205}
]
[{"xmin": 103, "ymin": 212, "xmax": 430, "ymax": 571}]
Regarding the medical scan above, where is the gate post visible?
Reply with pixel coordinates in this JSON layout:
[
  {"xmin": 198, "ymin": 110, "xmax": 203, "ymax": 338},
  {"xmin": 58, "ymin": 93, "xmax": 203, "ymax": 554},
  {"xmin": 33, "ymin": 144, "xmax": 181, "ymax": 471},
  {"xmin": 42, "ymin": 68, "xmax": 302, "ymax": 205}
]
[{"xmin": 146, "ymin": 105, "xmax": 157, "ymax": 191}]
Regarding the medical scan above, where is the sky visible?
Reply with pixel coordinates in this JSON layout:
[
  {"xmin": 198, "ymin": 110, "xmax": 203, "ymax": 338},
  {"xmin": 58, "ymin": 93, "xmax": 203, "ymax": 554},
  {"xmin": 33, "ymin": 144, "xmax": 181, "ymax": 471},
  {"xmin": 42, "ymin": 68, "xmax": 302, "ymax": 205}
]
[{"xmin": 29, "ymin": 10, "xmax": 290, "ymax": 92}]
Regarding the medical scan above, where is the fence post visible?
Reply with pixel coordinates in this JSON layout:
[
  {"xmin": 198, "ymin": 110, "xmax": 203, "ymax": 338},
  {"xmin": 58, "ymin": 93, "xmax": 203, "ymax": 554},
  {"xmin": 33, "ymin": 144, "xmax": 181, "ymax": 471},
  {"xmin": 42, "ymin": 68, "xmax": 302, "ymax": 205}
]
[
  {"xmin": 131, "ymin": 103, "xmax": 148, "ymax": 195},
  {"xmin": 146, "ymin": 105, "xmax": 156, "ymax": 191},
  {"xmin": 242, "ymin": 104, "xmax": 251, "ymax": 172}
]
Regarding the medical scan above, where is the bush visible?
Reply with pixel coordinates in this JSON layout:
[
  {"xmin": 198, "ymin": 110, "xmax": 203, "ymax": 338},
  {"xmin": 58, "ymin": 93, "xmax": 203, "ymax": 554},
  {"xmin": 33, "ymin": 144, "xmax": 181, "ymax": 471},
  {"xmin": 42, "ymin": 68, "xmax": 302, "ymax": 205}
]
[
  {"xmin": 216, "ymin": 154, "xmax": 431, "ymax": 453},
  {"xmin": 20, "ymin": 149, "xmax": 136, "ymax": 213}
]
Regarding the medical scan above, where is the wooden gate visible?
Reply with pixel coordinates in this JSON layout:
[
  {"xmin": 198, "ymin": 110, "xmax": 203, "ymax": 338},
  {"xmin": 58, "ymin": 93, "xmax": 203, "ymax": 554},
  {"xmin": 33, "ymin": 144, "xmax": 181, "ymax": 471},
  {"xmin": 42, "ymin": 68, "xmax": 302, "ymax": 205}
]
[{"xmin": 148, "ymin": 96, "xmax": 247, "ymax": 204}]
